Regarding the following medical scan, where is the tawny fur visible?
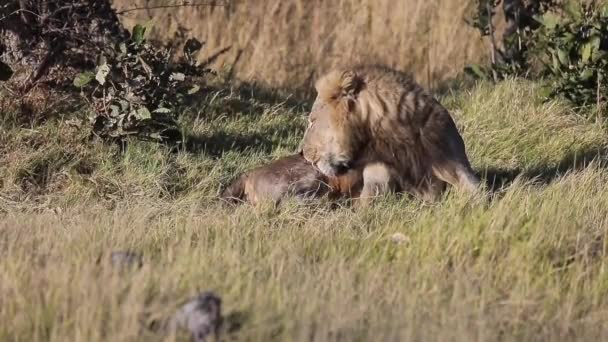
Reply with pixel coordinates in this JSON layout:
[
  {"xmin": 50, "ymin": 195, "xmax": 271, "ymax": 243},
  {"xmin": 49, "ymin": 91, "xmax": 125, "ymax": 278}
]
[
  {"xmin": 301, "ymin": 64, "xmax": 480, "ymax": 202},
  {"xmin": 220, "ymin": 154, "xmax": 362, "ymax": 206}
]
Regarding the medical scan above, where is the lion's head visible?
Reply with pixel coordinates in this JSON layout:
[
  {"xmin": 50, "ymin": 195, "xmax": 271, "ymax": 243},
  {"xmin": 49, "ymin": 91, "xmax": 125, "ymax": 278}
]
[{"xmin": 300, "ymin": 69, "xmax": 369, "ymax": 177}]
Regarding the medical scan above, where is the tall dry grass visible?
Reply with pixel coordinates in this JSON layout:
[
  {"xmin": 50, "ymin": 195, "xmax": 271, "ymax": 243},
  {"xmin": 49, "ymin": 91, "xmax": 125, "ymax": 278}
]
[{"xmin": 112, "ymin": 0, "xmax": 487, "ymax": 90}]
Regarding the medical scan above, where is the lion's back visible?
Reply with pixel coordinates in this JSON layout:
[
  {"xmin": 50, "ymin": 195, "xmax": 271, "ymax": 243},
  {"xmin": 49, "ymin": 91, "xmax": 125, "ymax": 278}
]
[{"xmin": 353, "ymin": 65, "xmax": 447, "ymax": 128}]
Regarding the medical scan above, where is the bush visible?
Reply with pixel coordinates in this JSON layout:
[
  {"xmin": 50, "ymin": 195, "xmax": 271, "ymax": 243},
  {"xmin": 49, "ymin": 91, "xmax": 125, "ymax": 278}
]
[
  {"xmin": 531, "ymin": 3, "xmax": 608, "ymax": 107},
  {"xmin": 466, "ymin": 1, "xmax": 608, "ymax": 112},
  {"xmin": 74, "ymin": 24, "xmax": 218, "ymax": 144},
  {"xmin": 465, "ymin": 0, "xmax": 558, "ymax": 81}
]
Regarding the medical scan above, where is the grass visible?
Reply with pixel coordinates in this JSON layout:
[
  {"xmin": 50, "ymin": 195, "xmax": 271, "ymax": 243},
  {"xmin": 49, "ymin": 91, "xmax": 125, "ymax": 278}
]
[
  {"xmin": 2, "ymin": 79, "xmax": 608, "ymax": 341},
  {"xmin": 113, "ymin": 0, "xmax": 486, "ymax": 90}
]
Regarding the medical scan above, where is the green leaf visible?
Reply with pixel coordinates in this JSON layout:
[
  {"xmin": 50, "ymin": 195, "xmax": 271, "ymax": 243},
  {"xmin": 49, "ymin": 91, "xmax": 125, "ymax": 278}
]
[
  {"xmin": 153, "ymin": 107, "xmax": 171, "ymax": 114},
  {"xmin": 580, "ymin": 68, "xmax": 594, "ymax": 81},
  {"xmin": 538, "ymin": 85, "xmax": 553, "ymax": 100},
  {"xmin": 550, "ymin": 53, "xmax": 560, "ymax": 73},
  {"xmin": 557, "ymin": 49, "xmax": 569, "ymax": 66},
  {"xmin": 119, "ymin": 100, "xmax": 130, "ymax": 111},
  {"xmin": 581, "ymin": 44, "xmax": 592, "ymax": 63},
  {"xmin": 73, "ymin": 72, "xmax": 95, "ymax": 87},
  {"xmin": 563, "ymin": 1, "xmax": 583, "ymax": 21},
  {"xmin": 589, "ymin": 35, "xmax": 601, "ymax": 59},
  {"xmin": 136, "ymin": 107, "xmax": 152, "ymax": 120},
  {"xmin": 110, "ymin": 105, "xmax": 121, "ymax": 117},
  {"xmin": 464, "ymin": 64, "xmax": 487, "ymax": 80},
  {"xmin": 602, "ymin": 4, "xmax": 608, "ymax": 17},
  {"xmin": 0, "ymin": 61, "xmax": 13, "ymax": 81},
  {"xmin": 187, "ymin": 85, "xmax": 201, "ymax": 95},
  {"xmin": 579, "ymin": 35, "xmax": 601, "ymax": 64},
  {"xmin": 593, "ymin": 50, "xmax": 607, "ymax": 63},
  {"xmin": 95, "ymin": 63, "xmax": 111, "ymax": 85},
  {"xmin": 562, "ymin": 32, "xmax": 576, "ymax": 44},
  {"xmin": 132, "ymin": 24, "xmax": 147, "ymax": 45},
  {"xmin": 170, "ymin": 72, "xmax": 186, "ymax": 82},
  {"xmin": 539, "ymin": 12, "xmax": 559, "ymax": 30}
]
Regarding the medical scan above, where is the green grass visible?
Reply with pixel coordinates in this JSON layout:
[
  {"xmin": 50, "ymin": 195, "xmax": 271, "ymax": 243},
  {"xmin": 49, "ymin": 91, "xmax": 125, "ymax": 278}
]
[{"xmin": 1, "ymin": 79, "xmax": 608, "ymax": 341}]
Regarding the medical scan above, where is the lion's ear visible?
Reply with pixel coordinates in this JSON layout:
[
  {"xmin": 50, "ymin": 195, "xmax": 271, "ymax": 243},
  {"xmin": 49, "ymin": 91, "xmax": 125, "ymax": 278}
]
[
  {"xmin": 315, "ymin": 69, "xmax": 363, "ymax": 105},
  {"xmin": 340, "ymin": 71, "xmax": 363, "ymax": 100},
  {"xmin": 339, "ymin": 71, "xmax": 363, "ymax": 111}
]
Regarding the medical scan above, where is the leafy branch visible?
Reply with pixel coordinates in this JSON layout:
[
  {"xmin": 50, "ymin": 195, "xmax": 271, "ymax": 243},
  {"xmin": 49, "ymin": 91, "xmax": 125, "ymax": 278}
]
[{"xmin": 74, "ymin": 23, "xmax": 226, "ymax": 144}]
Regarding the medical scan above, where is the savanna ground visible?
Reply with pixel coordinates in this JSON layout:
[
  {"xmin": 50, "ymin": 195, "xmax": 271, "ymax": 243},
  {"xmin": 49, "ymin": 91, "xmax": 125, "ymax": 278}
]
[{"xmin": 2, "ymin": 78, "xmax": 608, "ymax": 341}]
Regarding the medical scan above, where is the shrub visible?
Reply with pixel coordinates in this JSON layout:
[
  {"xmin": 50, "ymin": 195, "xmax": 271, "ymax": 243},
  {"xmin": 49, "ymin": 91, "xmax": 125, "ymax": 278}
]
[
  {"xmin": 74, "ymin": 24, "xmax": 218, "ymax": 144},
  {"xmin": 531, "ymin": 3, "xmax": 608, "ymax": 107},
  {"xmin": 465, "ymin": 0, "xmax": 558, "ymax": 80},
  {"xmin": 466, "ymin": 1, "xmax": 608, "ymax": 112}
]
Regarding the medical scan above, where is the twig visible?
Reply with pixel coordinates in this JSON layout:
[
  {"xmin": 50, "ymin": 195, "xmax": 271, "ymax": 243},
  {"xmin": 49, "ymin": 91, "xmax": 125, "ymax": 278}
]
[
  {"xmin": 200, "ymin": 45, "xmax": 231, "ymax": 68},
  {"xmin": 598, "ymin": 73, "xmax": 601, "ymax": 109},
  {"xmin": 597, "ymin": 72, "xmax": 604, "ymax": 125},
  {"xmin": 427, "ymin": 29, "xmax": 433, "ymax": 90},
  {"xmin": 225, "ymin": 48, "xmax": 243, "ymax": 81},
  {"xmin": 0, "ymin": 8, "xmax": 42, "ymax": 22},
  {"xmin": 486, "ymin": 1, "xmax": 499, "ymax": 82},
  {"xmin": 21, "ymin": 43, "xmax": 64, "ymax": 94},
  {"xmin": 116, "ymin": 2, "xmax": 225, "ymax": 15}
]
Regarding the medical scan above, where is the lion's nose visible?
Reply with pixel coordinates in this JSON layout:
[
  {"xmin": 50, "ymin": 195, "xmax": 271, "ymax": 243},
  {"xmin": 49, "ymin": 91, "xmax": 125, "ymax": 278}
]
[{"xmin": 329, "ymin": 158, "xmax": 352, "ymax": 175}]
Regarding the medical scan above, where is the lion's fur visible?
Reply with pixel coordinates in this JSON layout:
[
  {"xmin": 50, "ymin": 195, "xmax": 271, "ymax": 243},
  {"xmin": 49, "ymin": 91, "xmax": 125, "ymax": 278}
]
[
  {"xmin": 301, "ymin": 65, "xmax": 479, "ymax": 201},
  {"xmin": 220, "ymin": 154, "xmax": 363, "ymax": 206}
]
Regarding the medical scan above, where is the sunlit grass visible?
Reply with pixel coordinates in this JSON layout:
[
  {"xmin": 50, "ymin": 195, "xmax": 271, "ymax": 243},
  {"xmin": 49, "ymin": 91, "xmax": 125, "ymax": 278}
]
[{"xmin": 1, "ymin": 79, "xmax": 608, "ymax": 340}]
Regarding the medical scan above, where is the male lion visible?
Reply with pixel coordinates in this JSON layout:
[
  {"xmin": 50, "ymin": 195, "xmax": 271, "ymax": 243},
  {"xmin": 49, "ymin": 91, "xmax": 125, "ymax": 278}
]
[
  {"xmin": 220, "ymin": 153, "xmax": 362, "ymax": 206},
  {"xmin": 300, "ymin": 65, "xmax": 480, "ymax": 202}
]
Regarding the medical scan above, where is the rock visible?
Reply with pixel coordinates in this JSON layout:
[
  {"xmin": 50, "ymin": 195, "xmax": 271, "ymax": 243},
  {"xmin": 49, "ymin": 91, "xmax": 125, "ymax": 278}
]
[
  {"xmin": 390, "ymin": 233, "xmax": 410, "ymax": 245},
  {"xmin": 169, "ymin": 291, "xmax": 222, "ymax": 342}
]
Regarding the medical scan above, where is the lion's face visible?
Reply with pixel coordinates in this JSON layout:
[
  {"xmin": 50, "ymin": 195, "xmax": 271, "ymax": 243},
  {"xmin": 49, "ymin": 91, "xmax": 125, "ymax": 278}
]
[{"xmin": 301, "ymin": 95, "xmax": 366, "ymax": 177}]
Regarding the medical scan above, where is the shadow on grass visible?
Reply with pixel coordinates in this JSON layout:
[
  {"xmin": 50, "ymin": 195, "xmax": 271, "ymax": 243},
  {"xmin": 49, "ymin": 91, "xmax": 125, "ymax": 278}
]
[
  {"xmin": 183, "ymin": 121, "xmax": 303, "ymax": 157},
  {"xmin": 481, "ymin": 147, "xmax": 608, "ymax": 192},
  {"xmin": 1, "ymin": 87, "xmax": 87, "ymax": 128},
  {"xmin": 179, "ymin": 81, "xmax": 312, "ymax": 124},
  {"xmin": 183, "ymin": 131, "xmax": 276, "ymax": 157},
  {"xmin": 233, "ymin": 81, "xmax": 311, "ymax": 110},
  {"xmin": 181, "ymin": 95, "xmax": 305, "ymax": 157}
]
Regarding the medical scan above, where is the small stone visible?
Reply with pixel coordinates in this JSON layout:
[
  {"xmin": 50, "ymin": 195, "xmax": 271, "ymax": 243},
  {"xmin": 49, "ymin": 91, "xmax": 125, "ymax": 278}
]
[
  {"xmin": 169, "ymin": 291, "xmax": 222, "ymax": 342},
  {"xmin": 390, "ymin": 233, "xmax": 410, "ymax": 245}
]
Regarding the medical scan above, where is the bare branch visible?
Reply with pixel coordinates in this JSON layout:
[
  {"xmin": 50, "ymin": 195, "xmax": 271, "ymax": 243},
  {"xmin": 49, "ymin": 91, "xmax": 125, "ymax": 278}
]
[
  {"xmin": 116, "ymin": 2, "xmax": 226, "ymax": 16},
  {"xmin": 486, "ymin": 1, "xmax": 499, "ymax": 82},
  {"xmin": 0, "ymin": 8, "xmax": 42, "ymax": 22},
  {"xmin": 200, "ymin": 45, "xmax": 231, "ymax": 68}
]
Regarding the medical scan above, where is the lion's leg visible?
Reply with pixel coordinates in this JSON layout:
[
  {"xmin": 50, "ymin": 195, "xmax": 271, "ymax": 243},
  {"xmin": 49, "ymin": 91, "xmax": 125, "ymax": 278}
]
[
  {"xmin": 423, "ymin": 120, "xmax": 480, "ymax": 195},
  {"xmin": 413, "ymin": 176, "xmax": 446, "ymax": 202},
  {"xmin": 356, "ymin": 162, "xmax": 396, "ymax": 206},
  {"xmin": 431, "ymin": 160, "xmax": 480, "ymax": 194}
]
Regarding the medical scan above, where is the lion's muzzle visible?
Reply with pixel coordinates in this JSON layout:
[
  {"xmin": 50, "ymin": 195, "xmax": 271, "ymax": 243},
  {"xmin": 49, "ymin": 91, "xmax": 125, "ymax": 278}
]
[{"xmin": 316, "ymin": 154, "xmax": 352, "ymax": 177}]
